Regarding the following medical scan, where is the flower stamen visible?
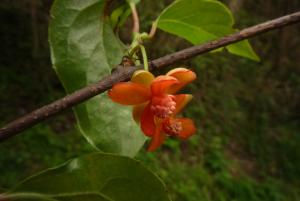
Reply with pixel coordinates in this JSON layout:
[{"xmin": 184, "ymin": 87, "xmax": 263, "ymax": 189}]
[
  {"xmin": 163, "ymin": 118, "xmax": 183, "ymax": 136},
  {"xmin": 151, "ymin": 95, "xmax": 176, "ymax": 118}
]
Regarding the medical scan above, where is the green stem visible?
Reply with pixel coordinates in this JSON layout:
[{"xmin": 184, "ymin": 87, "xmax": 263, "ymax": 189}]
[
  {"xmin": 149, "ymin": 20, "xmax": 158, "ymax": 38},
  {"xmin": 128, "ymin": 32, "xmax": 151, "ymax": 56},
  {"xmin": 140, "ymin": 45, "xmax": 148, "ymax": 71}
]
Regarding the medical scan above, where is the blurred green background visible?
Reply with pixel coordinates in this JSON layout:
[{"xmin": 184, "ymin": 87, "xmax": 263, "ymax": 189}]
[{"xmin": 0, "ymin": 0, "xmax": 299, "ymax": 200}]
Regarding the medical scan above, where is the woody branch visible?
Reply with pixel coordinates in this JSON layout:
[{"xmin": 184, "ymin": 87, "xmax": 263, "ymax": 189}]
[{"xmin": 0, "ymin": 11, "xmax": 300, "ymax": 142}]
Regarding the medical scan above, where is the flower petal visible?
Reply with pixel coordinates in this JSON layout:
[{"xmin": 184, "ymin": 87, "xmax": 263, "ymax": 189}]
[
  {"xmin": 132, "ymin": 103, "xmax": 147, "ymax": 123},
  {"xmin": 147, "ymin": 123, "xmax": 165, "ymax": 152},
  {"xmin": 131, "ymin": 70, "xmax": 155, "ymax": 87},
  {"xmin": 151, "ymin": 75, "xmax": 179, "ymax": 96},
  {"xmin": 173, "ymin": 94, "xmax": 193, "ymax": 115},
  {"xmin": 166, "ymin": 68, "xmax": 196, "ymax": 93},
  {"xmin": 108, "ymin": 82, "xmax": 151, "ymax": 105},
  {"xmin": 177, "ymin": 118, "xmax": 196, "ymax": 139},
  {"xmin": 140, "ymin": 103, "xmax": 156, "ymax": 137}
]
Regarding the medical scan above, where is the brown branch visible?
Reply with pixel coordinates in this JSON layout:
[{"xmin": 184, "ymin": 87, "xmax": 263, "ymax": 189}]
[{"xmin": 1, "ymin": 11, "xmax": 300, "ymax": 142}]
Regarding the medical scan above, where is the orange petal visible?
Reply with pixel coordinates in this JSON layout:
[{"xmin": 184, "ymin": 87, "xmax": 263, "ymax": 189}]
[
  {"xmin": 132, "ymin": 103, "xmax": 147, "ymax": 123},
  {"xmin": 147, "ymin": 123, "xmax": 165, "ymax": 152},
  {"xmin": 108, "ymin": 82, "xmax": 151, "ymax": 105},
  {"xmin": 177, "ymin": 118, "xmax": 196, "ymax": 139},
  {"xmin": 173, "ymin": 94, "xmax": 193, "ymax": 115},
  {"xmin": 151, "ymin": 75, "xmax": 179, "ymax": 96},
  {"xmin": 140, "ymin": 103, "xmax": 156, "ymax": 137},
  {"xmin": 166, "ymin": 68, "xmax": 196, "ymax": 93},
  {"xmin": 131, "ymin": 70, "xmax": 155, "ymax": 87}
]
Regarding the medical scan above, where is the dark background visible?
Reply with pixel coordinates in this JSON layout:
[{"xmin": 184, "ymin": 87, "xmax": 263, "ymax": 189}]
[{"xmin": 1, "ymin": 1, "xmax": 300, "ymax": 200}]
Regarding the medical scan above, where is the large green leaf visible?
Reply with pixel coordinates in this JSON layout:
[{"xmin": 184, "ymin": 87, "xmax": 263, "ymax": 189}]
[
  {"xmin": 157, "ymin": 0, "xmax": 259, "ymax": 61},
  {"xmin": 0, "ymin": 193, "xmax": 58, "ymax": 201},
  {"xmin": 49, "ymin": 0, "xmax": 146, "ymax": 157},
  {"xmin": 11, "ymin": 153, "xmax": 171, "ymax": 201},
  {"xmin": 54, "ymin": 193, "xmax": 112, "ymax": 201},
  {"xmin": 1, "ymin": 192, "xmax": 112, "ymax": 201}
]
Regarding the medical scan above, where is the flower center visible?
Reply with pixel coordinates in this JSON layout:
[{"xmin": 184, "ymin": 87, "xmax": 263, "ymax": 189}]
[
  {"xmin": 151, "ymin": 95, "xmax": 176, "ymax": 118},
  {"xmin": 163, "ymin": 118, "xmax": 182, "ymax": 136}
]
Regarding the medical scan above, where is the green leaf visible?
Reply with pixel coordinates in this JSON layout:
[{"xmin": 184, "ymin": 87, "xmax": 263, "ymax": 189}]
[
  {"xmin": 110, "ymin": 3, "xmax": 131, "ymax": 30},
  {"xmin": 12, "ymin": 153, "xmax": 171, "ymax": 201},
  {"xmin": 227, "ymin": 39, "xmax": 260, "ymax": 61},
  {"xmin": 1, "ymin": 192, "xmax": 112, "ymax": 201},
  {"xmin": 49, "ymin": 0, "xmax": 146, "ymax": 157},
  {"xmin": 0, "ymin": 193, "xmax": 58, "ymax": 201},
  {"xmin": 54, "ymin": 193, "xmax": 112, "ymax": 201},
  {"xmin": 110, "ymin": 0, "xmax": 141, "ymax": 30},
  {"xmin": 157, "ymin": 0, "xmax": 259, "ymax": 61}
]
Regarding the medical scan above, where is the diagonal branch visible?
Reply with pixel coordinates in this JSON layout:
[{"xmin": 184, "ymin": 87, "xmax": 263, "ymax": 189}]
[{"xmin": 1, "ymin": 11, "xmax": 300, "ymax": 142}]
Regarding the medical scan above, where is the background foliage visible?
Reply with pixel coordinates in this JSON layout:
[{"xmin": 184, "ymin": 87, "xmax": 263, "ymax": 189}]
[{"xmin": 0, "ymin": 0, "xmax": 300, "ymax": 200}]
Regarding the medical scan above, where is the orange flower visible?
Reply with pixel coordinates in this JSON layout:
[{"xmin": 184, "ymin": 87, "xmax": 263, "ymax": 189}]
[
  {"xmin": 108, "ymin": 68, "xmax": 197, "ymax": 151},
  {"xmin": 147, "ymin": 116, "xmax": 196, "ymax": 151}
]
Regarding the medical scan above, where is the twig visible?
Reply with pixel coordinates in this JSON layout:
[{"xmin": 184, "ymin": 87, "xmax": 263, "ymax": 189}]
[
  {"xmin": 130, "ymin": 3, "xmax": 140, "ymax": 34},
  {"xmin": 1, "ymin": 11, "xmax": 300, "ymax": 142}
]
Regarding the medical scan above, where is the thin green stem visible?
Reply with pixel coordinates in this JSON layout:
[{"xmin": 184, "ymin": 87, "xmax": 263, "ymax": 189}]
[
  {"xmin": 140, "ymin": 45, "xmax": 148, "ymax": 71},
  {"xmin": 128, "ymin": 32, "xmax": 151, "ymax": 56},
  {"xmin": 149, "ymin": 21, "xmax": 158, "ymax": 38}
]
